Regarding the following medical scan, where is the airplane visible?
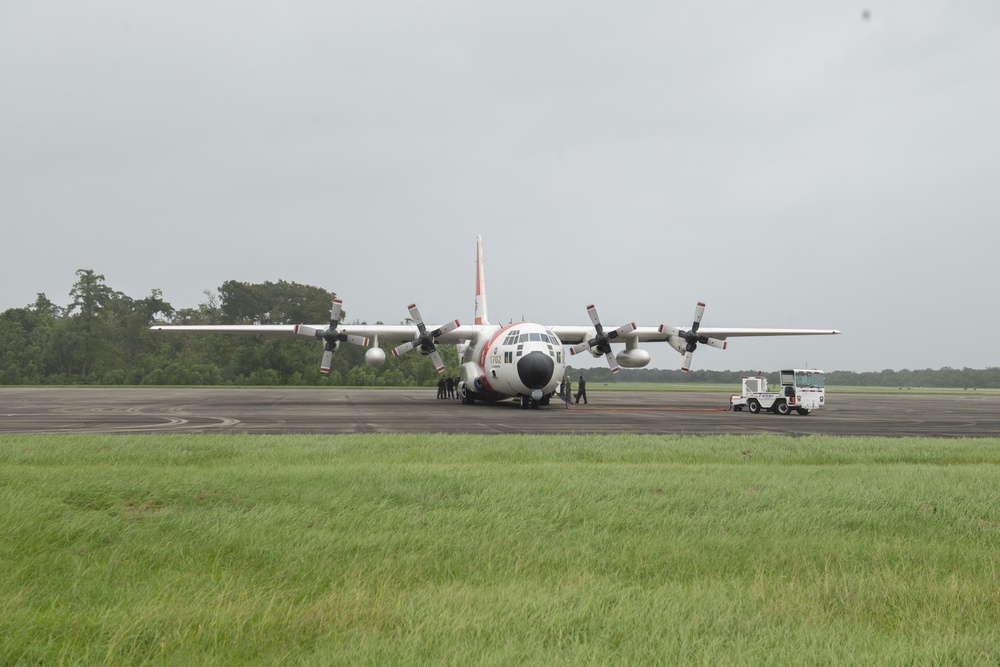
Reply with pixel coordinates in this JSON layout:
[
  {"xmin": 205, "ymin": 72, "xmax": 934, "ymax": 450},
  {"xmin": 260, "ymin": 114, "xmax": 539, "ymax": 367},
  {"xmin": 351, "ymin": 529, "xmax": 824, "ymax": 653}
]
[{"xmin": 150, "ymin": 236, "xmax": 840, "ymax": 409}]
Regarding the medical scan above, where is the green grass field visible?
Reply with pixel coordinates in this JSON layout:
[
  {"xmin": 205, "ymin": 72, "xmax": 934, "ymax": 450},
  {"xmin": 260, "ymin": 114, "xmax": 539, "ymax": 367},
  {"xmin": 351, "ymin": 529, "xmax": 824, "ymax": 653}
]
[{"xmin": 3, "ymin": 434, "xmax": 1000, "ymax": 665}]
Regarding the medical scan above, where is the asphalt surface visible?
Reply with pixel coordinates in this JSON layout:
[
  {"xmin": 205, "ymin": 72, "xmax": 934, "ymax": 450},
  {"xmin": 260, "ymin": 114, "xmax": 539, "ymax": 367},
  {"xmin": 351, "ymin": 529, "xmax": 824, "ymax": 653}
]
[{"xmin": 2, "ymin": 387, "xmax": 999, "ymax": 437}]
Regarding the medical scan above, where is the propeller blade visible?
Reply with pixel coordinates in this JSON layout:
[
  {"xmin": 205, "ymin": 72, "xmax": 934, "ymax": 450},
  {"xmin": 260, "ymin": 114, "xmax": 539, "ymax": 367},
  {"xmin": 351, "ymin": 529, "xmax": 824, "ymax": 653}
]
[
  {"xmin": 329, "ymin": 299, "xmax": 343, "ymax": 326},
  {"xmin": 608, "ymin": 322, "xmax": 636, "ymax": 341},
  {"xmin": 432, "ymin": 319, "xmax": 460, "ymax": 338},
  {"xmin": 295, "ymin": 325, "xmax": 321, "ymax": 338},
  {"xmin": 692, "ymin": 302, "xmax": 706, "ymax": 329},
  {"xmin": 585, "ymin": 304, "xmax": 602, "ymax": 329},
  {"xmin": 681, "ymin": 350, "xmax": 694, "ymax": 373},
  {"xmin": 392, "ymin": 341, "xmax": 416, "ymax": 357},
  {"xmin": 701, "ymin": 337, "xmax": 726, "ymax": 350},
  {"xmin": 605, "ymin": 350, "xmax": 620, "ymax": 373},
  {"xmin": 320, "ymin": 349, "xmax": 334, "ymax": 375},
  {"xmin": 570, "ymin": 341, "xmax": 593, "ymax": 356},
  {"xmin": 430, "ymin": 349, "xmax": 446, "ymax": 374},
  {"xmin": 407, "ymin": 304, "xmax": 425, "ymax": 329},
  {"xmin": 658, "ymin": 324, "xmax": 681, "ymax": 338}
]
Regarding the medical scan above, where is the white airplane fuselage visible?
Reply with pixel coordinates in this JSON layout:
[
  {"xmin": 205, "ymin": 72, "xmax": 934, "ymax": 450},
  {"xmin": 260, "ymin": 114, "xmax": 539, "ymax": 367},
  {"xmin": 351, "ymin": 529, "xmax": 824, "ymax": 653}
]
[{"xmin": 457, "ymin": 322, "xmax": 566, "ymax": 406}]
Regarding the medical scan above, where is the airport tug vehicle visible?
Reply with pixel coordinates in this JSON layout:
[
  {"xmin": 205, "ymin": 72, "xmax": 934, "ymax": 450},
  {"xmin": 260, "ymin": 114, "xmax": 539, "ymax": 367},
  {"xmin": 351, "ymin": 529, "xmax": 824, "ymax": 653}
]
[{"xmin": 731, "ymin": 369, "xmax": 826, "ymax": 415}]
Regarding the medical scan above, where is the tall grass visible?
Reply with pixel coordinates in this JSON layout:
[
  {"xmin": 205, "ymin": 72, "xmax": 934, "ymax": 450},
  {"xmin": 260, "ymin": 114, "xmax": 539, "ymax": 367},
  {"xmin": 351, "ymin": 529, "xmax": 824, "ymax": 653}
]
[{"xmin": 2, "ymin": 434, "xmax": 1000, "ymax": 664}]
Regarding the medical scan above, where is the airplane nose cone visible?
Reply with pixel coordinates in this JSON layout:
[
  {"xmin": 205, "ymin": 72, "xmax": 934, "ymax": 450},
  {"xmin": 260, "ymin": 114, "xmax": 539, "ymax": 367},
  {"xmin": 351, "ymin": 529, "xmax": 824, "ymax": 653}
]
[{"xmin": 517, "ymin": 351, "xmax": 554, "ymax": 389}]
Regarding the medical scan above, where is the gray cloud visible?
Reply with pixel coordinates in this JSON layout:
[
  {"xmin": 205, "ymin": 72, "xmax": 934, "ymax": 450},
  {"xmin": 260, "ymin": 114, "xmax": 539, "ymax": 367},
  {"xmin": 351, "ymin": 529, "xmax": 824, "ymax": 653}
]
[{"xmin": 2, "ymin": 1, "xmax": 997, "ymax": 372}]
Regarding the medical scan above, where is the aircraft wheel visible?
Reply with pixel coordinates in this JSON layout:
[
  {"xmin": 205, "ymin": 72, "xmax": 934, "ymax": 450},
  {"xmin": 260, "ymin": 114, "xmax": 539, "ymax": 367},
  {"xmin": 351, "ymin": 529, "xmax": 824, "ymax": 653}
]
[
  {"xmin": 774, "ymin": 400, "xmax": 791, "ymax": 415},
  {"xmin": 748, "ymin": 399, "xmax": 761, "ymax": 414},
  {"xmin": 796, "ymin": 408, "xmax": 810, "ymax": 416}
]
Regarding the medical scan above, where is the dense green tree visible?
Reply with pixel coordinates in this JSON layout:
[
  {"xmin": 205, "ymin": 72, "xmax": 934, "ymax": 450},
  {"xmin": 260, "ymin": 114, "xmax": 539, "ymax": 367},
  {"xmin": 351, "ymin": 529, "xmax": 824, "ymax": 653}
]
[{"xmin": 218, "ymin": 280, "xmax": 332, "ymax": 325}]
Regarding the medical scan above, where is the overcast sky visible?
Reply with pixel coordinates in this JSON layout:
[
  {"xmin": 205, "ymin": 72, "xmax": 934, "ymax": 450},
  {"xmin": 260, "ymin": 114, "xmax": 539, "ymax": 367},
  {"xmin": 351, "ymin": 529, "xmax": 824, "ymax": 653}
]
[{"xmin": 2, "ymin": 1, "xmax": 998, "ymax": 373}]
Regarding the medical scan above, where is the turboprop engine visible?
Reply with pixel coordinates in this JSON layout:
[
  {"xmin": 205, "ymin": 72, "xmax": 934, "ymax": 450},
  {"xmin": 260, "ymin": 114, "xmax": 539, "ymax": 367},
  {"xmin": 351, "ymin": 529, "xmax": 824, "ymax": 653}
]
[
  {"xmin": 295, "ymin": 299, "xmax": 369, "ymax": 375},
  {"xmin": 568, "ymin": 304, "xmax": 636, "ymax": 374}
]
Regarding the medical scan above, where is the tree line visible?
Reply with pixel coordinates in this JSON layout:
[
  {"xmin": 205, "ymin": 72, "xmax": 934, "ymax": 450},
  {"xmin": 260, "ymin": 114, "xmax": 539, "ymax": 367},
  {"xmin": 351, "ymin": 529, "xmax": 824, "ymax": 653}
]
[
  {"xmin": 0, "ymin": 270, "xmax": 451, "ymax": 387},
  {"xmin": 2, "ymin": 270, "xmax": 998, "ymax": 388}
]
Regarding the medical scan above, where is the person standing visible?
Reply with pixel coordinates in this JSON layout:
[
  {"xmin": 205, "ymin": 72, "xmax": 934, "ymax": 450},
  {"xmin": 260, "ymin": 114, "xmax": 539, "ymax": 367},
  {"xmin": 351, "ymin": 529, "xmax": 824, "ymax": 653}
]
[
  {"xmin": 574, "ymin": 375, "xmax": 588, "ymax": 404},
  {"xmin": 564, "ymin": 375, "xmax": 572, "ymax": 405},
  {"xmin": 446, "ymin": 376, "xmax": 455, "ymax": 399},
  {"xmin": 437, "ymin": 377, "xmax": 446, "ymax": 399}
]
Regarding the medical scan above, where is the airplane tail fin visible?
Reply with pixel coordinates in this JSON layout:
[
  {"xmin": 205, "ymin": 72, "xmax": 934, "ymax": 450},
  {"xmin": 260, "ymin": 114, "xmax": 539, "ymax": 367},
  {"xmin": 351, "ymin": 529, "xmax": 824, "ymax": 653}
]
[{"xmin": 475, "ymin": 235, "xmax": 489, "ymax": 325}]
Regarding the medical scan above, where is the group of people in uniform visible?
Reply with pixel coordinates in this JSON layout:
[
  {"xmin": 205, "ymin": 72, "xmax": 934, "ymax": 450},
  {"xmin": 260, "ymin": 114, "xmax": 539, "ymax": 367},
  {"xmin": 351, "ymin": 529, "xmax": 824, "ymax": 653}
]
[
  {"xmin": 559, "ymin": 375, "xmax": 587, "ymax": 405},
  {"xmin": 436, "ymin": 374, "xmax": 589, "ymax": 404},
  {"xmin": 437, "ymin": 375, "xmax": 461, "ymax": 399}
]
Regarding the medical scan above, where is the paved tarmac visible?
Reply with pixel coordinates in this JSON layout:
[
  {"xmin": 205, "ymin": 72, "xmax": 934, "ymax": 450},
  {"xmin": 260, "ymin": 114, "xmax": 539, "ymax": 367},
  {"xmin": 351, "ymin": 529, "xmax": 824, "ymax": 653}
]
[{"xmin": 2, "ymin": 387, "xmax": 999, "ymax": 437}]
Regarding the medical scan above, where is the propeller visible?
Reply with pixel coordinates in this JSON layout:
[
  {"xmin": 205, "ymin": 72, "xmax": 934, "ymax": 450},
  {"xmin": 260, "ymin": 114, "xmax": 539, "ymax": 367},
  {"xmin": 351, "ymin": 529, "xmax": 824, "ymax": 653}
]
[
  {"xmin": 392, "ymin": 303, "xmax": 460, "ymax": 374},
  {"xmin": 569, "ymin": 304, "xmax": 636, "ymax": 373},
  {"xmin": 660, "ymin": 301, "xmax": 726, "ymax": 372},
  {"xmin": 295, "ymin": 299, "xmax": 369, "ymax": 375}
]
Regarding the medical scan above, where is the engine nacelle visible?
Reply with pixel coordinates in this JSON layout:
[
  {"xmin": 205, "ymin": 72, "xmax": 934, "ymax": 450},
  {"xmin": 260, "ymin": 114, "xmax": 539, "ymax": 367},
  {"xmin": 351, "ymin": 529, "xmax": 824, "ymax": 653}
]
[
  {"xmin": 616, "ymin": 348, "xmax": 651, "ymax": 368},
  {"xmin": 365, "ymin": 347, "xmax": 387, "ymax": 368}
]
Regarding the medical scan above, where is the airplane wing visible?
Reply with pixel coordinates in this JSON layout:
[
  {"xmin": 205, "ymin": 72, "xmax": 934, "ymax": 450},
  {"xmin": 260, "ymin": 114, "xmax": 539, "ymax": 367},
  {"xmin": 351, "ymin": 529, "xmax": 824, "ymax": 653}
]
[
  {"xmin": 550, "ymin": 325, "xmax": 840, "ymax": 345},
  {"xmin": 148, "ymin": 323, "xmax": 485, "ymax": 344},
  {"xmin": 551, "ymin": 324, "xmax": 840, "ymax": 373},
  {"xmin": 683, "ymin": 327, "xmax": 842, "ymax": 340},
  {"xmin": 149, "ymin": 321, "xmax": 490, "ymax": 377}
]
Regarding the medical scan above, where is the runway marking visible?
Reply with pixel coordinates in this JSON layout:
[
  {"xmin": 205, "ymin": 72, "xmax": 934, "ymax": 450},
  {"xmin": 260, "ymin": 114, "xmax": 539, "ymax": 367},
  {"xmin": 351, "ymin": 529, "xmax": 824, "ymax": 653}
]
[{"xmin": 566, "ymin": 406, "xmax": 732, "ymax": 412}]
